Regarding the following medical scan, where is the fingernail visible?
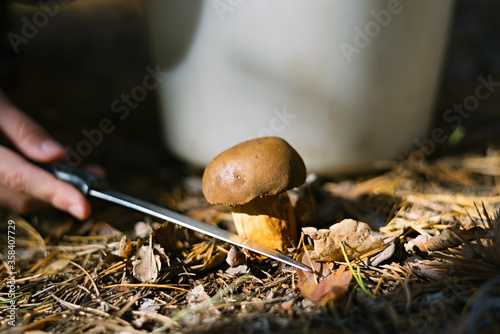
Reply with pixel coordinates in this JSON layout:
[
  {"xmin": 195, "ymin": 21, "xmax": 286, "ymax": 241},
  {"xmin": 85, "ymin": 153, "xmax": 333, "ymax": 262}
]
[
  {"xmin": 41, "ymin": 139, "xmax": 65, "ymax": 155},
  {"xmin": 69, "ymin": 204, "xmax": 84, "ymax": 219}
]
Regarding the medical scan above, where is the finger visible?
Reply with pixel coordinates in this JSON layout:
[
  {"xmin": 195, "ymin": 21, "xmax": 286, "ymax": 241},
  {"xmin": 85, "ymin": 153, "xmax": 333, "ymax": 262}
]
[
  {"xmin": 0, "ymin": 184, "xmax": 47, "ymax": 214},
  {"xmin": 0, "ymin": 146, "xmax": 91, "ymax": 219},
  {"xmin": 0, "ymin": 103, "xmax": 66, "ymax": 162}
]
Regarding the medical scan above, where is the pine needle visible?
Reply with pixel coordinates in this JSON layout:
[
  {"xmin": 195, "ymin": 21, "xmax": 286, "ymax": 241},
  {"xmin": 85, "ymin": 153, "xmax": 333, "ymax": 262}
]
[{"xmin": 339, "ymin": 241, "xmax": 375, "ymax": 299}]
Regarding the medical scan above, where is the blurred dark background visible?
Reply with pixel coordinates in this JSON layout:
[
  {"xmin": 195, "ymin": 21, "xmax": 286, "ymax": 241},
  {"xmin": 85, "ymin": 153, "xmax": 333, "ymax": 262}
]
[
  {"xmin": 0, "ymin": 0, "xmax": 499, "ymax": 205},
  {"xmin": 1, "ymin": 0, "xmax": 180, "ymax": 207}
]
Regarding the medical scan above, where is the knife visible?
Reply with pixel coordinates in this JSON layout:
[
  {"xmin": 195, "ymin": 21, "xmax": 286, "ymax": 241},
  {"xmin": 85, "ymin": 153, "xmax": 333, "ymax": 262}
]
[{"xmin": 42, "ymin": 163, "xmax": 312, "ymax": 272}]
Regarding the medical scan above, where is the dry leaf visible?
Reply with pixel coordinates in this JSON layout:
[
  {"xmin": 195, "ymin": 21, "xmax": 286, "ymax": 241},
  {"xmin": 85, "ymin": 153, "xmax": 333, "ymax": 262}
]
[
  {"xmin": 309, "ymin": 266, "xmax": 352, "ymax": 306},
  {"xmin": 153, "ymin": 244, "xmax": 168, "ymax": 260},
  {"xmin": 281, "ymin": 298, "xmax": 295, "ymax": 311},
  {"xmin": 410, "ymin": 208, "xmax": 500, "ymax": 279},
  {"xmin": 116, "ymin": 236, "xmax": 133, "ymax": 259},
  {"xmin": 367, "ymin": 242, "xmax": 396, "ymax": 266},
  {"xmin": 303, "ymin": 219, "xmax": 384, "ymax": 261},
  {"xmin": 139, "ymin": 298, "xmax": 160, "ymax": 312},
  {"xmin": 225, "ymin": 265, "xmax": 250, "ymax": 276},
  {"xmin": 404, "ymin": 256, "xmax": 443, "ymax": 281},
  {"xmin": 405, "ymin": 227, "xmax": 487, "ymax": 252},
  {"xmin": 226, "ymin": 246, "xmax": 246, "ymax": 267},
  {"xmin": 297, "ymin": 253, "xmax": 352, "ymax": 306},
  {"xmin": 151, "ymin": 222, "xmax": 175, "ymax": 250},
  {"xmin": 90, "ymin": 221, "xmax": 122, "ymax": 237},
  {"xmin": 186, "ymin": 285, "xmax": 210, "ymax": 305},
  {"xmin": 203, "ymin": 250, "xmax": 227, "ymax": 270},
  {"xmin": 132, "ymin": 244, "xmax": 161, "ymax": 283},
  {"xmin": 135, "ymin": 221, "xmax": 153, "ymax": 238}
]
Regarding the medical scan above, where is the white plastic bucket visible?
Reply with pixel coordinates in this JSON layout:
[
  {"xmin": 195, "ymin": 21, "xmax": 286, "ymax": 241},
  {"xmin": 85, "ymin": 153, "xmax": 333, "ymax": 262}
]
[{"xmin": 146, "ymin": 0, "xmax": 454, "ymax": 175}]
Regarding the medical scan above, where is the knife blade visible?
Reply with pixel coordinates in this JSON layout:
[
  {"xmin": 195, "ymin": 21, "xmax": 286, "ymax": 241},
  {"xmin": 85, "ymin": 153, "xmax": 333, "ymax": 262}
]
[{"xmin": 43, "ymin": 163, "xmax": 312, "ymax": 272}]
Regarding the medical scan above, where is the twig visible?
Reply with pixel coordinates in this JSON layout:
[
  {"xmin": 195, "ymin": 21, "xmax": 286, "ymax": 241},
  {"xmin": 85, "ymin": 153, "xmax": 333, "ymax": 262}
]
[
  {"xmin": 301, "ymin": 240, "xmax": 318, "ymax": 284},
  {"xmin": 90, "ymin": 320, "xmax": 147, "ymax": 334},
  {"xmin": 93, "ymin": 260, "xmax": 126, "ymax": 279},
  {"xmin": 48, "ymin": 291, "xmax": 131, "ymax": 327},
  {"xmin": 102, "ymin": 283, "xmax": 189, "ymax": 292},
  {"xmin": 155, "ymin": 274, "xmax": 251, "ymax": 332},
  {"xmin": 69, "ymin": 261, "xmax": 99, "ymax": 297}
]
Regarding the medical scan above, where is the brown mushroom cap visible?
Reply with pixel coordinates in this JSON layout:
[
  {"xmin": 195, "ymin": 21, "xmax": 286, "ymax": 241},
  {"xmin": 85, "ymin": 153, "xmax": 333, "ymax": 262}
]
[{"xmin": 202, "ymin": 136, "xmax": 306, "ymax": 206}]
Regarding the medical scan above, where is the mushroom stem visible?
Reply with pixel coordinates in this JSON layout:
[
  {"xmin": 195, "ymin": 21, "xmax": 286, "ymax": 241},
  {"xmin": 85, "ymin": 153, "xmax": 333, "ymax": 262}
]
[{"xmin": 231, "ymin": 192, "xmax": 298, "ymax": 251}]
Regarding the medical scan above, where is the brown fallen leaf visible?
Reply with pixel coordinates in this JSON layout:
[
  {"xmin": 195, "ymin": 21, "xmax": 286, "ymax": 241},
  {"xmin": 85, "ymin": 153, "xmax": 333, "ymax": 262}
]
[
  {"xmin": 309, "ymin": 266, "xmax": 352, "ymax": 306},
  {"xmin": 132, "ymin": 243, "xmax": 161, "ymax": 283},
  {"xmin": 405, "ymin": 227, "xmax": 487, "ymax": 252},
  {"xmin": 134, "ymin": 221, "xmax": 153, "ymax": 238},
  {"xmin": 303, "ymin": 219, "xmax": 384, "ymax": 261},
  {"xmin": 90, "ymin": 221, "xmax": 122, "ymax": 237},
  {"xmin": 226, "ymin": 246, "xmax": 247, "ymax": 268},
  {"xmin": 116, "ymin": 236, "xmax": 133, "ymax": 259},
  {"xmin": 281, "ymin": 298, "xmax": 295, "ymax": 311},
  {"xmin": 151, "ymin": 222, "xmax": 175, "ymax": 250},
  {"xmin": 202, "ymin": 249, "xmax": 227, "ymax": 271},
  {"xmin": 186, "ymin": 285, "xmax": 211, "ymax": 305},
  {"xmin": 297, "ymin": 252, "xmax": 352, "ymax": 306},
  {"xmin": 409, "ymin": 208, "xmax": 500, "ymax": 279},
  {"xmin": 404, "ymin": 256, "xmax": 444, "ymax": 281},
  {"xmin": 367, "ymin": 242, "xmax": 396, "ymax": 266},
  {"xmin": 405, "ymin": 206, "xmax": 499, "ymax": 256},
  {"xmin": 225, "ymin": 265, "xmax": 250, "ymax": 276}
]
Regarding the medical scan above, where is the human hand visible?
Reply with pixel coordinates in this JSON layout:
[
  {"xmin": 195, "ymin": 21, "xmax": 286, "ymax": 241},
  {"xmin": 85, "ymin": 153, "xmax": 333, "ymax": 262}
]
[{"xmin": 0, "ymin": 90, "xmax": 91, "ymax": 219}]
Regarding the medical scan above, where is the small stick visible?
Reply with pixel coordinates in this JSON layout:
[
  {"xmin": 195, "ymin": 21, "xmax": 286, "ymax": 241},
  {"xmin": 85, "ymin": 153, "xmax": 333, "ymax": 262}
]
[{"xmin": 70, "ymin": 261, "xmax": 100, "ymax": 297}]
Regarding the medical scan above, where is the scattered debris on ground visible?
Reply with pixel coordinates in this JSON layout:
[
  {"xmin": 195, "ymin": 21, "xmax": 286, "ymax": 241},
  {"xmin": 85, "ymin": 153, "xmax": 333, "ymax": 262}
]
[{"xmin": 2, "ymin": 150, "xmax": 500, "ymax": 333}]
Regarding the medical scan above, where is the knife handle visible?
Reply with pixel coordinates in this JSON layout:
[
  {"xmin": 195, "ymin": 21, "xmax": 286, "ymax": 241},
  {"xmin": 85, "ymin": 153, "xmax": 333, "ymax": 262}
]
[{"xmin": 39, "ymin": 163, "xmax": 109, "ymax": 195}]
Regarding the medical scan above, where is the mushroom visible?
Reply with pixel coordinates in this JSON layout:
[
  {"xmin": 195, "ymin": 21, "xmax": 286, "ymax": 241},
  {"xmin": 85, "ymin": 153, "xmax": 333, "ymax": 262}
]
[{"xmin": 202, "ymin": 136, "xmax": 306, "ymax": 251}]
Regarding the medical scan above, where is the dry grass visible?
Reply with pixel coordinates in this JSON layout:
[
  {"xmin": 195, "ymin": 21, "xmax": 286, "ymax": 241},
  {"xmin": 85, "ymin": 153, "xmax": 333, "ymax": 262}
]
[{"xmin": 1, "ymin": 149, "xmax": 500, "ymax": 333}]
